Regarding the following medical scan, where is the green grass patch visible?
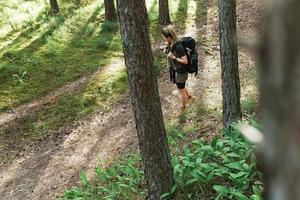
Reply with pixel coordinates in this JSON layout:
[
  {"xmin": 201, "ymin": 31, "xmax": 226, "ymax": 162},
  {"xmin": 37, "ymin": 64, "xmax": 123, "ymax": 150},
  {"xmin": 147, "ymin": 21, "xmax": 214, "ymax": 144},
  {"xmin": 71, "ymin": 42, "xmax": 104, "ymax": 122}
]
[
  {"xmin": 0, "ymin": 0, "xmax": 173, "ymax": 113},
  {"xmin": 83, "ymin": 67, "xmax": 128, "ymax": 109},
  {"xmin": 241, "ymin": 98, "xmax": 257, "ymax": 116},
  {"xmin": 0, "ymin": 58, "xmax": 128, "ymax": 140},
  {"xmin": 0, "ymin": 1, "xmax": 122, "ymax": 112}
]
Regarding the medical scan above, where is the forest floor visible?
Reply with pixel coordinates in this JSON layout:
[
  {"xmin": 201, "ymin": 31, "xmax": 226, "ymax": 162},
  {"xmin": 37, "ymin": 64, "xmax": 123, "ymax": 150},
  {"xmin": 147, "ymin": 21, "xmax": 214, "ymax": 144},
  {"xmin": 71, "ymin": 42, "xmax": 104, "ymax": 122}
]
[{"xmin": 0, "ymin": 0, "xmax": 262, "ymax": 199}]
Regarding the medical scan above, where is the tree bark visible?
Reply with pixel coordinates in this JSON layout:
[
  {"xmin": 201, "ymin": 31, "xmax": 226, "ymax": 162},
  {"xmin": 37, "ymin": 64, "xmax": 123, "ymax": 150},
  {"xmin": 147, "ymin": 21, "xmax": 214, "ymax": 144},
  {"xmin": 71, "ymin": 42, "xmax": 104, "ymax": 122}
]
[
  {"xmin": 159, "ymin": 0, "xmax": 171, "ymax": 25},
  {"xmin": 49, "ymin": 0, "xmax": 59, "ymax": 14},
  {"xmin": 104, "ymin": 0, "xmax": 117, "ymax": 21},
  {"xmin": 116, "ymin": 0, "xmax": 173, "ymax": 199},
  {"xmin": 218, "ymin": 0, "xmax": 242, "ymax": 128},
  {"xmin": 259, "ymin": 0, "xmax": 300, "ymax": 199}
]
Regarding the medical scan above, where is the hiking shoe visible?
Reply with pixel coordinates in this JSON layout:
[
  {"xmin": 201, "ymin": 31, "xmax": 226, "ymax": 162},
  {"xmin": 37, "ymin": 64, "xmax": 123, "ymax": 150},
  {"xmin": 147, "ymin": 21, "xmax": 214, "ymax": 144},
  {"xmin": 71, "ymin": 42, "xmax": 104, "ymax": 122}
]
[{"xmin": 187, "ymin": 96, "xmax": 196, "ymax": 104}]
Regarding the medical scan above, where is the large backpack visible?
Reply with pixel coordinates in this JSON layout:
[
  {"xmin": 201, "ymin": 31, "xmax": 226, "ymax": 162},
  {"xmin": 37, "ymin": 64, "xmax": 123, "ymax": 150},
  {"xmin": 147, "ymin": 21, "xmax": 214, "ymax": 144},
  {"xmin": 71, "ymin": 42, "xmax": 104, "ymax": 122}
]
[{"xmin": 178, "ymin": 37, "xmax": 198, "ymax": 76}]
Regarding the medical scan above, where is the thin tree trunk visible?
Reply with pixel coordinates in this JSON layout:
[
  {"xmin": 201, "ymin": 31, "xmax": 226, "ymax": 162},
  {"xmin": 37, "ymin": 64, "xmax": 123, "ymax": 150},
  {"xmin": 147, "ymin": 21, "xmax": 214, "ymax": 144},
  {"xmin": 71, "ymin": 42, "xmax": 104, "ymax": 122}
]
[
  {"xmin": 104, "ymin": 0, "xmax": 117, "ymax": 21},
  {"xmin": 159, "ymin": 0, "xmax": 171, "ymax": 25},
  {"xmin": 259, "ymin": 0, "xmax": 300, "ymax": 199},
  {"xmin": 116, "ymin": 0, "xmax": 173, "ymax": 199},
  {"xmin": 49, "ymin": 0, "xmax": 59, "ymax": 14},
  {"xmin": 218, "ymin": 0, "xmax": 242, "ymax": 128}
]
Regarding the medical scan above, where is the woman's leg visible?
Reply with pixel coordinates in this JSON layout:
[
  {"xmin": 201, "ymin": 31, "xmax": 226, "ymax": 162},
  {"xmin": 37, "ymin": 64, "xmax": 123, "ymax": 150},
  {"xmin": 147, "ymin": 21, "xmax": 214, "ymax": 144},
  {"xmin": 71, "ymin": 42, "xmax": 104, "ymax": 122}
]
[
  {"xmin": 185, "ymin": 88, "xmax": 191, "ymax": 98},
  {"xmin": 178, "ymin": 88, "xmax": 188, "ymax": 109},
  {"xmin": 176, "ymin": 82, "xmax": 188, "ymax": 110}
]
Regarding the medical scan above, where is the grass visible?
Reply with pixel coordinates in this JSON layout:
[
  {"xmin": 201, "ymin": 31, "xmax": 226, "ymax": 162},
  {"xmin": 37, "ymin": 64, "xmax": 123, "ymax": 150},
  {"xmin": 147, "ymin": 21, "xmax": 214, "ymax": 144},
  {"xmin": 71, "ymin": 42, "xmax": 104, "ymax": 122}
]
[
  {"xmin": 0, "ymin": 0, "xmax": 172, "ymax": 139},
  {"xmin": 0, "ymin": 0, "xmax": 121, "ymax": 112},
  {"xmin": 0, "ymin": 0, "xmax": 190, "ymax": 112},
  {"xmin": 241, "ymin": 97, "xmax": 257, "ymax": 117},
  {"xmin": 0, "ymin": 56, "xmax": 128, "ymax": 140}
]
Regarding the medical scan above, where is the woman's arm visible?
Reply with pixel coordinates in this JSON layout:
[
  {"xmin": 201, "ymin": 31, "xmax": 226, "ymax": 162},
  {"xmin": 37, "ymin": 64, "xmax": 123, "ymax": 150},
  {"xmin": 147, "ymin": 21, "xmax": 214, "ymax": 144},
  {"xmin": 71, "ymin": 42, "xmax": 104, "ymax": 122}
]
[
  {"xmin": 168, "ymin": 52, "xmax": 188, "ymax": 65},
  {"xmin": 174, "ymin": 55, "xmax": 188, "ymax": 65}
]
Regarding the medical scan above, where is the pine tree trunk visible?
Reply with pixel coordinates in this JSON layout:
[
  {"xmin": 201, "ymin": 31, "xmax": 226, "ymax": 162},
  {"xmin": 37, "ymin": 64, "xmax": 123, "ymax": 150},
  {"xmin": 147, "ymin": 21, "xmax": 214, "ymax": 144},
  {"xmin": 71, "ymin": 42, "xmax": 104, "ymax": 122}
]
[
  {"xmin": 116, "ymin": 0, "xmax": 173, "ymax": 199},
  {"xmin": 49, "ymin": 0, "xmax": 59, "ymax": 14},
  {"xmin": 159, "ymin": 0, "xmax": 171, "ymax": 25},
  {"xmin": 104, "ymin": 0, "xmax": 117, "ymax": 21},
  {"xmin": 218, "ymin": 0, "xmax": 241, "ymax": 128},
  {"xmin": 259, "ymin": 0, "xmax": 300, "ymax": 199}
]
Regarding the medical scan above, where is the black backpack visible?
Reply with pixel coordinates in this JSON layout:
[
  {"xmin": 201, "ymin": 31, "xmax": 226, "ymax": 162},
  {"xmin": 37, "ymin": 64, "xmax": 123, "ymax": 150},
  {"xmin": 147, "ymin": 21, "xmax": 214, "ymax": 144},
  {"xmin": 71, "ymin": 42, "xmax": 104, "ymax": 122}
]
[{"xmin": 178, "ymin": 37, "xmax": 198, "ymax": 76}]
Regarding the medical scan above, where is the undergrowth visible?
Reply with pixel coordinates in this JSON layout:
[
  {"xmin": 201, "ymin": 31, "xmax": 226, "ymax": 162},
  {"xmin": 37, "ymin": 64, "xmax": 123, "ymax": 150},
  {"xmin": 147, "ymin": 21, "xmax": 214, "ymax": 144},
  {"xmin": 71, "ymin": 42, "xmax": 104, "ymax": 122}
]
[{"xmin": 60, "ymin": 120, "xmax": 263, "ymax": 200}]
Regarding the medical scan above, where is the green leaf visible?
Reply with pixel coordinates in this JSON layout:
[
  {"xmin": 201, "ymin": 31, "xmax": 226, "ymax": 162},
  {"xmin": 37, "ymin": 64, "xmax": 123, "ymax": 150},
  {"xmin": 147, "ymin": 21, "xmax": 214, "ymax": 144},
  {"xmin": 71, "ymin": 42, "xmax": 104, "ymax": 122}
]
[
  {"xmin": 196, "ymin": 157, "xmax": 202, "ymax": 165},
  {"xmin": 252, "ymin": 185, "xmax": 262, "ymax": 196},
  {"xmin": 211, "ymin": 137, "xmax": 218, "ymax": 147},
  {"xmin": 251, "ymin": 194, "xmax": 261, "ymax": 200},
  {"xmin": 231, "ymin": 192, "xmax": 250, "ymax": 200},
  {"xmin": 227, "ymin": 153, "xmax": 241, "ymax": 158},
  {"xmin": 185, "ymin": 178, "xmax": 198, "ymax": 186},
  {"xmin": 160, "ymin": 193, "xmax": 170, "ymax": 199},
  {"xmin": 230, "ymin": 172, "xmax": 248, "ymax": 179},
  {"xmin": 225, "ymin": 161, "xmax": 243, "ymax": 170},
  {"xmin": 213, "ymin": 185, "xmax": 229, "ymax": 194},
  {"xmin": 170, "ymin": 184, "xmax": 177, "ymax": 194}
]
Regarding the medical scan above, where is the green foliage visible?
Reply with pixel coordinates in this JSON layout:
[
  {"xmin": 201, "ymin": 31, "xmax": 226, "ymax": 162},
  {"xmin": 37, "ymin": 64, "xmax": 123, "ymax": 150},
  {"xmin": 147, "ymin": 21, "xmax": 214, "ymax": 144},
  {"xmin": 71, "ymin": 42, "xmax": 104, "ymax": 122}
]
[
  {"xmin": 61, "ymin": 123, "xmax": 263, "ymax": 200},
  {"xmin": 241, "ymin": 98, "xmax": 257, "ymax": 116},
  {"xmin": 194, "ymin": 102, "xmax": 208, "ymax": 120},
  {"xmin": 178, "ymin": 110, "xmax": 188, "ymax": 124},
  {"xmin": 0, "ymin": 62, "xmax": 127, "ymax": 140},
  {"xmin": 167, "ymin": 124, "xmax": 185, "ymax": 145},
  {"xmin": 101, "ymin": 21, "xmax": 118, "ymax": 33},
  {"xmin": 60, "ymin": 154, "xmax": 145, "ymax": 200},
  {"xmin": 13, "ymin": 71, "xmax": 27, "ymax": 84},
  {"xmin": 83, "ymin": 69, "xmax": 128, "ymax": 108},
  {"xmin": 163, "ymin": 126, "xmax": 263, "ymax": 200},
  {"xmin": 0, "ymin": 1, "xmax": 112, "ymax": 112}
]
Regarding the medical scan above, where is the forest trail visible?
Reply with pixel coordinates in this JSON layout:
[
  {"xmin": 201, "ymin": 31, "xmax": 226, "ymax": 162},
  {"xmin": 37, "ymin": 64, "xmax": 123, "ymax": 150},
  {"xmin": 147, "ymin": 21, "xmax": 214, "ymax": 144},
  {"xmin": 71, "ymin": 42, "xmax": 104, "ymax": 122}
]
[{"xmin": 0, "ymin": 0, "xmax": 262, "ymax": 199}]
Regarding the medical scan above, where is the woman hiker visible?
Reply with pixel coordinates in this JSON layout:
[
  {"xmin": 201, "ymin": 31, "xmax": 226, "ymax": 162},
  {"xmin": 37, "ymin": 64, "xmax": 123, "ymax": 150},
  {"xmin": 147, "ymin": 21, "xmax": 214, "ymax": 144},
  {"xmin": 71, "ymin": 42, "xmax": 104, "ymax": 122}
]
[{"xmin": 161, "ymin": 25, "xmax": 194, "ymax": 111}]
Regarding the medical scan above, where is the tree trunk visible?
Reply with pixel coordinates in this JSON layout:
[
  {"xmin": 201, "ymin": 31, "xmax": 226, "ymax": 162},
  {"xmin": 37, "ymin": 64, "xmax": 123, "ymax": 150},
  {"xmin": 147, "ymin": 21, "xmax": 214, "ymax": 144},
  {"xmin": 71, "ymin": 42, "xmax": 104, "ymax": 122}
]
[
  {"xmin": 259, "ymin": 0, "xmax": 300, "ymax": 199},
  {"xmin": 159, "ymin": 0, "xmax": 171, "ymax": 25},
  {"xmin": 218, "ymin": 0, "xmax": 242, "ymax": 128},
  {"xmin": 116, "ymin": 0, "xmax": 173, "ymax": 199},
  {"xmin": 49, "ymin": 0, "xmax": 59, "ymax": 14},
  {"xmin": 104, "ymin": 0, "xmax": 117, "ymax": 21}
]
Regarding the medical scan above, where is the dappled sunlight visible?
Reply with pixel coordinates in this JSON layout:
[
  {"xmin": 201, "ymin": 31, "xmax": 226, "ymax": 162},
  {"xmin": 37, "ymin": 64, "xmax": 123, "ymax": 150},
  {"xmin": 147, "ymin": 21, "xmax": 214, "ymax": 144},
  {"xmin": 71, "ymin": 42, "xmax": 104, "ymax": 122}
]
[
  {"xmin": 83, "ymin": 57, "xmax": 127, "ymax": 108},
  {"xmin": 180, "ymin": 0, "xmax": 222, "ymax": 111},
  {"xmin": 169, "ymin": 0, "xmax": 180, "ymax": 14},
  {"xmin": 0, "ymin": 0, "xmax": 121, "ymax": 112},
  {"xmin": 103, "ymin": 57, "xmax": 125, "ymax": 74},
  {"xmin": 183, "ymin": 0, "xmax": 198, "ymax": 38},
  {"xmin": 0, "ymin": 1, "xmax": 46, "ymax": 51},
  {"xmin": 37, "ymin": 2, "xmax": 104, "ymax": 51},
  {"xmin": 0, "ymin": 0, "xmax": 45, "ymax": 36},
  {"xmin": 146, "ymin": 0, "xmax": 155, "ymax": 11}
]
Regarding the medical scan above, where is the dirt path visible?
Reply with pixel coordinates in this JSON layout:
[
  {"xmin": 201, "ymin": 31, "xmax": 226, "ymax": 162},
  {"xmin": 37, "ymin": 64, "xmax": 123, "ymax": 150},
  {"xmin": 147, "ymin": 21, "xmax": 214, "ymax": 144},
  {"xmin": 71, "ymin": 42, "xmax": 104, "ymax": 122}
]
[{"xmin": 0, "ymin": 0, "xmax": 262, "ymax": 199}]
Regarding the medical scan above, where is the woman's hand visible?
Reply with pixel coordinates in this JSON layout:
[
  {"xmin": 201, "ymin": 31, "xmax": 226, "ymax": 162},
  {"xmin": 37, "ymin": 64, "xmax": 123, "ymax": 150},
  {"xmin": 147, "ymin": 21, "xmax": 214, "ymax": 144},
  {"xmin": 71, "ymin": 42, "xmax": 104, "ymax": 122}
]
[{"xmin": 167, "ymin": 52, "xmax": 176, "ymax": 59}]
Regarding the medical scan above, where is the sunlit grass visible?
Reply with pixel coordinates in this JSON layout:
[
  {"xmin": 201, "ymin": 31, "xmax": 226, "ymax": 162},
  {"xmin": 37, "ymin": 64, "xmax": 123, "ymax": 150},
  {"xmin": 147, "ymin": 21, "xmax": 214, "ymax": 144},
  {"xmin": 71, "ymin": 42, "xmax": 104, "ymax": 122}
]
[
  {"xmin": 0, "ymin": 0, "xmax": 192, "ymax": 130},
  {"xmin": 0, "ymin": 56, "xmax": 127, "ymax": 140},
  {"xmin": 0, "ymin": 0, "xmax": 169, "ymax": 139},
  {"xmin": 0, "ymin": 0, "xmax": 124, "ymax": 111}
]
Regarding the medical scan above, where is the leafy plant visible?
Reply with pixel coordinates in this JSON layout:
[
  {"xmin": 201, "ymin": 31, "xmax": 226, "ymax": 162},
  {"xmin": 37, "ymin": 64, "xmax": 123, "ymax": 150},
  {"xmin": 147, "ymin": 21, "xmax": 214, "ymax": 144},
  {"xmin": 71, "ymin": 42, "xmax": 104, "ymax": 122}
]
[
  {"xmin": 101, "ymin": 21, "xmax": 118, "ymax": 33},
  {"xmin": 60, "ymin": 154, "xmax": 145, "ymax": 200},
  {"xmin": 241, "ymin": 98, "xmax": 257, "ymax": 116},
  {"xmin": 61, "ymin": 122, "xmax": 263, "ymax": 200},
  {"xmin": 13, "ymin": 71, "xmax": 27, "ymax": 84},
  {"xmin": 163, "ymin": 126, "xmax": 263, "ymax": 200}
]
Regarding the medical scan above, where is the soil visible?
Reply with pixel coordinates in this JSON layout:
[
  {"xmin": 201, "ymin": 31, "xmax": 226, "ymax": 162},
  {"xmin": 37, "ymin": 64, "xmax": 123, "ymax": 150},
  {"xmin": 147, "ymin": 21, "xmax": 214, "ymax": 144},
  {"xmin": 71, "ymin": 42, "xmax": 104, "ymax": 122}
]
[{"xmin": 0, "ymin": 0, "xmax": 263, "ymax": 199}]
